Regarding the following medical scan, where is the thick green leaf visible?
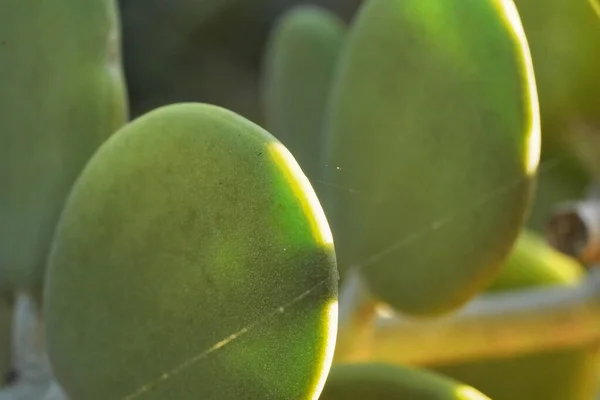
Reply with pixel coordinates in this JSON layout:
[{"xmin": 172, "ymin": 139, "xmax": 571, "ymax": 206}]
[
  {"xmin": 323, "ymin": 0, "xmax": 540, "ymax": 316},
  {"xmin": 261, "ymin": 5, "xmax": 346, "ymax": 185},
  {"xmin": 44, "ymin": 103, "xmax": 339, "ymax": 400},
  {"xmin": 0, "ymin": 0, "xmax": 129, "ymax": 294}
]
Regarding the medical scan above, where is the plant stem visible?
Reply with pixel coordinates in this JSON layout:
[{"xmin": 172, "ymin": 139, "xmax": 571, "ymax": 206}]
[{"xmin": 336, "ymin": 269, "xmax": 600, "ymax": 366}]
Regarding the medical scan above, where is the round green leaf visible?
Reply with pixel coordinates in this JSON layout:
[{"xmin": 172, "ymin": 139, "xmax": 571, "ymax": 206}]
[
  {"xmin": 324, "ymin": 0, "xmax": 540, "ymax": 316},
  {"xmin": 44, "ymin": 103, "xmax": 339, "ymax": 400}
]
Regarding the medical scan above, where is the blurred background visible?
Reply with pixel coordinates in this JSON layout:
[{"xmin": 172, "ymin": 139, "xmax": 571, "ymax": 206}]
[{"xmin": 118, "ymin": 0, "xmax": 361, "ymax": 125}]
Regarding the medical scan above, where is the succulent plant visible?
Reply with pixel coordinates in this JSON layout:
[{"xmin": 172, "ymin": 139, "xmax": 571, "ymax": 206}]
[
  {"xmin": 0, "ymin": 0, "xmax": 129, "ymax": 297},
  {"xmin": 261, "ymin": 5, "xmax": 346, "ymax": 186},
  {"xmin": 43, "ymin": 103, "xmax": 339, "ymax": 399},
  {"xmin": 322, "ymin": 0, "xmax": 540, "ymax": 317},
  {"xmin": 2, "ymin": 0, "xmax": 600, "ymax": 399}
]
